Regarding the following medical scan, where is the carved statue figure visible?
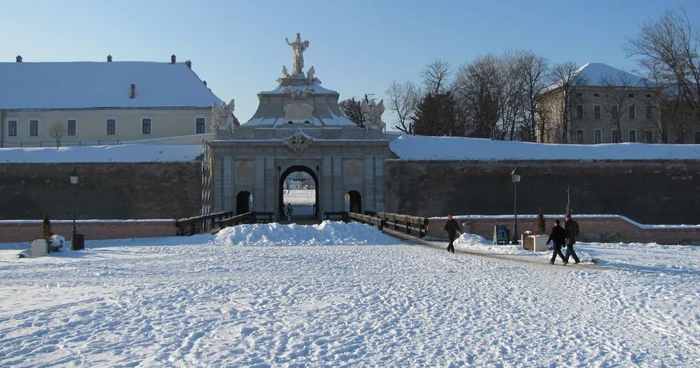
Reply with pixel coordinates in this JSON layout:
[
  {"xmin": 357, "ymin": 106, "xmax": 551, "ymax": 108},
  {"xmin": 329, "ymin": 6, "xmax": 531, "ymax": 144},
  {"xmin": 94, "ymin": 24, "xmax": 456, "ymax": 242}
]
[
  {"xmin": 211, "ymin": 99, "xmax": 239, "ymax": 134},
  {"xmin": 285, "ymin": 33, "xmax": 309, "ymax": 76},
  {"xmin": 361, "ymin": 99, "xmax": 385, "ymax": 132},
  {"xmin": 224, "ymin": 99, "xmax": 239, "ymax": 129},
  {"xmin": 211, "ymin": 102, "xmax": 224, "ymax": 131},
  {"xmin": 282, "ymin": 65, "xmax": 290, "ymax": 78},
  {"xmin": 307, "ymin": 66, "xmax": 315, "ymax": 83}
]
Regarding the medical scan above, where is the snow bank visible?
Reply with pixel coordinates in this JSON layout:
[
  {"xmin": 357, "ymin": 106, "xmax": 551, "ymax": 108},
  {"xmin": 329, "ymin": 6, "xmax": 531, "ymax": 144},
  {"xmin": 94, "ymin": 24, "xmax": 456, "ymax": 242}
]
[{"xmin": 214, "ymin": 221, "xmax": 399, "ymax": 246}]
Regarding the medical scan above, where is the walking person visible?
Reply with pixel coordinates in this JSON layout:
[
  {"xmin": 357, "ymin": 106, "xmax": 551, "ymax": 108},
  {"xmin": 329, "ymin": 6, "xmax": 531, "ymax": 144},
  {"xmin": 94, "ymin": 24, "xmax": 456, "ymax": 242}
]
[
  {"xmin": 546, "ymin": 219, "xmax": 567, "ymax": 265},
  {"xmin": 443, "ymin": 214, "xmax": 461, "ymax": 253},
  {"xmin": 285, "ymin": 203, "xmax": 294, "ymax": 222},
  {"xmin": 564, "ymin": 214, "xmax": 581, "ymax": 264}
]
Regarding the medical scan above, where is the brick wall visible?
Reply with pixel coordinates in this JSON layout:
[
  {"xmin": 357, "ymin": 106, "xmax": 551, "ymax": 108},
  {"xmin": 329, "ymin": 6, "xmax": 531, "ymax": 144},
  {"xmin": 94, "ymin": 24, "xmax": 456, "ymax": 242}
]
[
  {"xmin": 0, "ymin": 162, "xmax": 202, "ymax": 220},
  {"xmin": 0, "ymin": 220, "xmax": 177, "ymax": 242},
  {"xmin": 385, "ymin": 160, "xmax": 700, "ymax": 225},
  {"xmin": 425, "ymin": 215, "xmax": 700, "ymax": 245}
]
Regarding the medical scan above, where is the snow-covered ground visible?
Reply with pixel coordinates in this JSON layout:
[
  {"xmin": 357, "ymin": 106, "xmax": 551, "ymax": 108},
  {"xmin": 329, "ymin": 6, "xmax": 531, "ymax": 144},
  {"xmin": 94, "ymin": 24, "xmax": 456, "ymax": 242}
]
[{"xmin": 1, "ymin": 222, "xmax": 698, "ymax": 367}]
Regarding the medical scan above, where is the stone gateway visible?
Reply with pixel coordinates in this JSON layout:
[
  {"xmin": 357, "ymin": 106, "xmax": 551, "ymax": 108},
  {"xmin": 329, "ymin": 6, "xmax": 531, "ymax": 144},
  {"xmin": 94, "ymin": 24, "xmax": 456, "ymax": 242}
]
[{"xmin": 205, "ymin": 34, "xmax": 392, "ymax": 221}]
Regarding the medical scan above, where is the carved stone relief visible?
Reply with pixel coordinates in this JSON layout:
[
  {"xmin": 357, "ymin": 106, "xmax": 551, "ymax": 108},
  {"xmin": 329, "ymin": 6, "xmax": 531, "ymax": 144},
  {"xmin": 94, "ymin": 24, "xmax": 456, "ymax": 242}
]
[
  {"xmin": 344, "ymin": 160, "xmax": 362, "ymax": 183},
  {"xmin": 235, "ymin": 160, "xmax": 254, "ymax": 184}
]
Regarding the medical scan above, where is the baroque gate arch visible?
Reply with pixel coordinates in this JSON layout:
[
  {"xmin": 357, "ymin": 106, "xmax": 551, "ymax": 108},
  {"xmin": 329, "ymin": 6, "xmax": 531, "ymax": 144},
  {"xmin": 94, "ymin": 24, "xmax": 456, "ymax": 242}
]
[{"xmin": 205, "ymin": 33, "xmax": 394, "ymax": 222}]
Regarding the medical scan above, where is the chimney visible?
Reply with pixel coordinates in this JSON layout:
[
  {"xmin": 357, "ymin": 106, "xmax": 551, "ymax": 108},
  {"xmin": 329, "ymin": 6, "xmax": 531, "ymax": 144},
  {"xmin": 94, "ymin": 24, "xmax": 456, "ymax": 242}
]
[
  {"xmin": 107, "ymin": 55, "xmax": 113, "ymax": 62},
  {"xmin": 203, "ymin": 80, "xmax": 207, "ymax": 86},
  {"xmin": 171, "ymin": 54, "xmax": 176, "ymax": 64},
  {"xmin": 16, "ymin": 55, "xmax": 22, "ymax": 62},
  {"xmin": 130, "ymin": 84, "xmax": 136, "ymax": 99},
  {"xmin": 185, "ymin": 60, "xmax": 192, "ymax": 69}
]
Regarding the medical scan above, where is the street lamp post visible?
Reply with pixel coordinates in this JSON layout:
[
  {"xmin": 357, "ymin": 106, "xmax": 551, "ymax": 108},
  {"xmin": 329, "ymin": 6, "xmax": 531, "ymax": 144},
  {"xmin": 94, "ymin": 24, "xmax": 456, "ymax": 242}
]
[
  {"xmin": 511, "ymin": 168, "xmax": 521, "ymax": 245},
  {"xmin": 70, "ymin": 168, "xmax": 79, "ymax": 242}
]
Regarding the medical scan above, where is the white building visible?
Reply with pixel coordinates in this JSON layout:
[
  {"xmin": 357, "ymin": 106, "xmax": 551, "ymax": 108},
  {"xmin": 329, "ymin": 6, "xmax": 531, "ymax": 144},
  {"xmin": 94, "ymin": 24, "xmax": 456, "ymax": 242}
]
[{"xmin": 0, "ymin": 55, "xmax": 223, "ymax": 147}]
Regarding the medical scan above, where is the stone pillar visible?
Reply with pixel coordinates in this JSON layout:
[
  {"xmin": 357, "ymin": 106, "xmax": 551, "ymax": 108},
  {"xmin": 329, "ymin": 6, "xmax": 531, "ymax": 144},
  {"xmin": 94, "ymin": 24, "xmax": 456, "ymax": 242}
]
[
  {"xmin": 363, "ymin": 156, "xmax": 375, "ymax": 212},
  {"xmin": 223, "ymin": 156, "xmax": 233, "ymax": 212}
]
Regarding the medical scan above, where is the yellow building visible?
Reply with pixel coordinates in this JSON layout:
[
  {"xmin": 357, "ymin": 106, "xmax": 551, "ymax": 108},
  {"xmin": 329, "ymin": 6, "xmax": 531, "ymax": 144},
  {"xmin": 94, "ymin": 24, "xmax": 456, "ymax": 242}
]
[{"xmin": 0, "ymin": 55, "xmax": 222, "ymax": 147}]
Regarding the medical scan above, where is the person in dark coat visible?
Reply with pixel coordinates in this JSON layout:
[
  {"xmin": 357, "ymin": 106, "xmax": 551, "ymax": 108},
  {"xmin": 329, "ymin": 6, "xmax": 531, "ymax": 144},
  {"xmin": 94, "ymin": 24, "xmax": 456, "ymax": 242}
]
[
  {"xmin": 443, "ymin": 214, "xmax": 461, "ymax": 253},
  {"xmin": 564, "ymin": 214, "xmax": 581, "ymax": 264},
  {"xmin": 546, "ymin": 219, "xmax": 567, "ymax": 265}
]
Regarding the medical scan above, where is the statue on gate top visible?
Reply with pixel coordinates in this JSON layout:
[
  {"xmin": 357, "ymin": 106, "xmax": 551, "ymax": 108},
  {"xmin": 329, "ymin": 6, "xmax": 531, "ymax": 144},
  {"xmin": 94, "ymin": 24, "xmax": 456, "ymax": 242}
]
[{"xmin": 285, "ymin": 33, "xmax": 309, "ymax": 77}]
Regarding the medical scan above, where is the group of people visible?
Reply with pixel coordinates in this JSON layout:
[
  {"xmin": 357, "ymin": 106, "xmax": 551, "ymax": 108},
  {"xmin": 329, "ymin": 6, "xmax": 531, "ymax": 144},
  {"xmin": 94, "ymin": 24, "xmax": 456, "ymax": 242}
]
[
  {"xmin": 443, "ymin": 213, "xmax": 582, "ymax": 265},
  {"xmin": 546, "ymin": 214, "xmax": 580, "ymax": 265}
]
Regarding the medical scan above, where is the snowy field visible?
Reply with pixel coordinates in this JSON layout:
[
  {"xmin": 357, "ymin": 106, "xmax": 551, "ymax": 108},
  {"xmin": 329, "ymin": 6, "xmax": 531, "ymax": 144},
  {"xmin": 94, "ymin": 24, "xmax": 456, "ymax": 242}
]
[{"xmin": 1, "ymin": 222, "xmax": 698, "ymax": 367}]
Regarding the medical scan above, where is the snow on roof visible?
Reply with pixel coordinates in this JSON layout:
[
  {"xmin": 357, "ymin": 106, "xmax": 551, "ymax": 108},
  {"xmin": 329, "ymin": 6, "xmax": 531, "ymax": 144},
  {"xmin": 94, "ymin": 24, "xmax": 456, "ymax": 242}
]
[
  {"xmin": 389, "ymin": 135, "xmax": 700, "ymax": 161},
  {"xmin": 573, "ymin": 63, "xmax": 647, "ymax": 87},
  {"xmin": 0, "ymin": 144, "xmax": 202, "ymax": 163},
  {"xmin": 0, "ymin": 61, "xmax": 223, "ymax": 110},
  {"xmin": 244, "ymin": 113, "xmax": 357, "ymax": 127},
  {"xmin": 542, "ymin": 62, "xmax": 649, "ymax": 94},
  {"xmin": 258, "ymin": 82, "xmax": 338, "ymax": 96}
]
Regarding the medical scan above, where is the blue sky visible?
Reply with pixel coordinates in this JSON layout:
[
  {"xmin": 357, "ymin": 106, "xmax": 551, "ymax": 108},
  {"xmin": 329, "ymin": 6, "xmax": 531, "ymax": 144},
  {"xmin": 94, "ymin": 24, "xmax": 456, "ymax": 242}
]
[{"xmin": 2, "ymin": 0, "xmax": 698, "ymax": 125}]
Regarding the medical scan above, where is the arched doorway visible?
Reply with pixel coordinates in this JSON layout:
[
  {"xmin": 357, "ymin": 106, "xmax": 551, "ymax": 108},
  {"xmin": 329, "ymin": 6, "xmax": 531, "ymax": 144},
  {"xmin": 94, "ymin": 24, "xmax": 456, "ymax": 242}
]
[
  {"xmin": 346, "ymin": 190, "xmax": 362, "ymax": 214},
  {"xmin": 279, "ymin": 165, "xmax": 319, "ymax": 222},
  {"xmin": 236, "ymin": 191, "xmax": 252, "ymax": 214}
]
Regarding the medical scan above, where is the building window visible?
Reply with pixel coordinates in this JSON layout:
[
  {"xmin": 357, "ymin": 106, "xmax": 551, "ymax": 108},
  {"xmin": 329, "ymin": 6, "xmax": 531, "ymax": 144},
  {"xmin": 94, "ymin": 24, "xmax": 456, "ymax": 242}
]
[
  {"xmin": 142, "ymin": 118, "xmax": 152, "ymax": 135},
  {"xmin": 645, "ymin": 94, "xmax": 652, "ymax": 98},
  {"xmin": 594, "ymin": 129, "xmax": 602, "ymax": 144},
  {"xmin": 8, "ymin": 120, "xmax": 18, "ymax": 136},
  {"xmin": 628, "ymin": 93, "xmax": 635, "ymax": 98},
  {"xmin": 576, "ymin": 92, "xmax": 583, "ymax": 98},
  {"xmin": 594, "ymin": 105, "xmax": 601, "ymax": 119},
  {"xmin": 695, "ymin": 131, "xmax": 700, "ymax": 144},
  {"xmin": 107, "ymin": 119, "xmax": 117, "ymax": 135},
  {"xmin": 646, "ymin": 105, "xmax": 653, "ymax": 119},
  {"xmin": 629, "ymin": 129, "xmax": 636, "ymax": 143},
  {"xmin": 195, "ymin": 117, "xmax": 206, "ymax": 134},
  {"xmin": 67, "ymin": 119, "xmax": 77, "ymax": 136},
  {"xmin": 576, "ymin": 105, "xmax": 584, "ymax": 119},
  {"xmin": 576, "ymin": 129, "xmax": 584, "ymax": 143},
  {"xmin": 611, "ymin": 105, "xmax": 619, "ymax": 119},
  {"xmin": 593, "ymin": 93, "xmax": 600, "ymax": 98},
  {"xmin": 612, "ymin": 130, "xmax": 620, "ymax": 143},
  {"xmin": 629, "ymin": 105, "xmax": 636, "ymax": 119},
  {"xmin": 645, "ymin": 130, "xmax": 654, "ymax": 143},
  {"xmin": 29, "ymin": 119, "xmax": 39, "ymax": 136}
]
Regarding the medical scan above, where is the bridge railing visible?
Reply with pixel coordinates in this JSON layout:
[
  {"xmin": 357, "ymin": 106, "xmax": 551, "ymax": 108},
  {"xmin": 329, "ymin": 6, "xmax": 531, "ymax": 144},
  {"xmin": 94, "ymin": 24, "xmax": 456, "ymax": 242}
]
[
  {"xmin": 219, "ymin": 211, "xmax": 275, "ymax": 228},
  {"xmin": 176, "ymin": 211, "xmax": 276, "ymax": 236},
  {"xmin": 347, "ymin": 212, "xmax": 385, "ymax": 230},
  {"xmin": 344, "ymin": 211, "xmax": 429, "ymax": 238},
  {"xmin": 175, "ymin": 211, "xmax": 232, "ymax": 236},
  {"xmin": 376, "ymin": 212, "xmax": 429, "ymax": 238},
  {"xmin": 323, "ymin": 211, "xmax": 348, "ymax": 222}
]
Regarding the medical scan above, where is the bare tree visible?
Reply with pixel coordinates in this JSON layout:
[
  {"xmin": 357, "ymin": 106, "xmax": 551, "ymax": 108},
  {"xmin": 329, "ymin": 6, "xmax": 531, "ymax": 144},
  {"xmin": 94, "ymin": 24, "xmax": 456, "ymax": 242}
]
[
  {"xmin": 416, "ymin": 60, "xmax": 454, "ymax": 136},
  {"xmin": 625, "ymin": 6, "xmax": 700, "ymax": 140},
  {"xmin": 339, "ymin": 97, "xmax": 365, "ymax": 127},
  {"xmin": 48, "ymin": 121, "xmax": 66, "ymax": 148},
  {"xmin": 420, "ymin": 60, "xmax": 452, "ymax": 95},
  {"xmin": 500, "ymin": 51, "xmax": 527, "ymax": 141},
  {"xmin": 454, "ymin": 54, "xmax": 504, "ymax": 138},
  {"xmin": 516, "ymin": 52, "xmax": 550, "ymax": 142},
  {"xmin": 385, "ymin": 80, "xmax": 420, "ymax": 134},
  {"xmin": 549, "ymin": 62, "xmax": 587, "ymax": 143}
]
